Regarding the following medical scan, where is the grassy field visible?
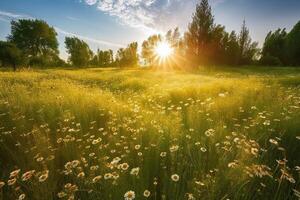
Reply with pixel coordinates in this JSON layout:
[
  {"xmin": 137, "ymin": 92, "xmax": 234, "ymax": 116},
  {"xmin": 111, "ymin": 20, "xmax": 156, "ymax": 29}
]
[{"xmin": 0, "ymin": 66, "xmax": 300, "ymax": 200}]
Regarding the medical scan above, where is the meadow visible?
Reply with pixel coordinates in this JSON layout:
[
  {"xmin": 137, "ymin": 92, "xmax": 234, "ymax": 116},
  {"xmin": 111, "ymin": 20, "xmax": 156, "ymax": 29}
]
[{"xmin": 0, "ymin": 66, "xmax": 300, "ymax": 200}]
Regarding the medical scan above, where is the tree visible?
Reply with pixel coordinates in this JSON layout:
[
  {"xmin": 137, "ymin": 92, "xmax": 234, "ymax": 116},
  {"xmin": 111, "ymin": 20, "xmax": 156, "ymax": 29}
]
[
  {"xmin": 8, "ymin": 19, "xmax": 59, "ymax": 64},
  {"xmin": 141, "ymin": 34, "xmax": 162, "ymax": 66},
  {"xmin": 260, "ymin": 29, "xmax": 287, "ymax": 65},
  {"xmin": 238, "ymin": 20, "xmax": 259, "ymax": 65},
  {"xmin": 184, "ymin": 0, "xmax": 215, "ymax": 65},
  {"xmin": 116, "ymin": 42, "xmax": 138, "ymax": 67},
  {"xmin": 91, "ymin": 49, "xmax": 114, "ymax": 67},
  {"xmin": 285, "ymin": 21, "xmax": 300, "ymax": 66},
  {"xmin": 65, "ymin": 37, "xmax": 93, "ymax": 67},
  {"xmin": 0, "ymin": 41, "xmax": 22, "ymax": 71},
  {"xmin": 225, "ymin": 31, "xmax": 240, "ymax": 65}
]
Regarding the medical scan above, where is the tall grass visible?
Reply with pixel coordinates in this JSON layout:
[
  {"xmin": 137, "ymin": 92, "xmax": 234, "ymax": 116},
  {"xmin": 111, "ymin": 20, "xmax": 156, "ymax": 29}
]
[{"xmin": 0, "ymin": 67, "xmax": 299, "ymax": 200}]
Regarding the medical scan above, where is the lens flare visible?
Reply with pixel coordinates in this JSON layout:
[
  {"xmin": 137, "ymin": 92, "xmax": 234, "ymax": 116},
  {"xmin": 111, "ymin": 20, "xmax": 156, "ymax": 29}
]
[{"xmin": 155, "ymin": 42, "xmax": 173, "ymax": 60}]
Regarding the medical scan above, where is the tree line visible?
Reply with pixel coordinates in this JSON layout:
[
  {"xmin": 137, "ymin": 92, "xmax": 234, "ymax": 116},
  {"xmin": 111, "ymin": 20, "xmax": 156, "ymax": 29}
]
[
  {"xmin": 0, "ymin": 19, "xmax": 139, "ymax": 70},
  {"xmin": 0, "ymin": 0, "xmax": 300, "ymax": 70}
]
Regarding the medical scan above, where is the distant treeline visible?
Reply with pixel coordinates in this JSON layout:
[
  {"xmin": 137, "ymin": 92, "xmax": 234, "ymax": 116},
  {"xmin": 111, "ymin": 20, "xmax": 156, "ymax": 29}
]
[{"xmin": 0, "ymin": 0, "xmax": 300, "ymax": 70}]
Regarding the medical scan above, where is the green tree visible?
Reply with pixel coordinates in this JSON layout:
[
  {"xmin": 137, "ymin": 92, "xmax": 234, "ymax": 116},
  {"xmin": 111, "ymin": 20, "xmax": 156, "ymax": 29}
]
[
  {"xmin": 238, "ymin": 20, "xmax": 259, "ymax": 65},
  {"xmin": 92, "ymin": 49, "xmax": 114, "ymax": 67},
  {"xmin": 8, "ymin": 19, "xmax": 59, "ymax": 65},
  {"xmin": 116, "ymin": 42, "xmax": 138, "ymax": 67},
  {"xmin": 141, "ymin": 34, "xmax": 162, "ymax": 66},
  {"xmin": 65, "ymin": 37, "xmax": 93, "ymax": 67},
  {"xmin": 0, "ymin": 41, "xmax": 23, "ymax": 71},
  {"xmin": 226, "ymin": 31, "xmax": 240, "ymax": 65},
  {"xmin": 184, "ymin": 0, "xmax": 215, "ymax": 65},
  {"xmin": 260, "ymin": 29, "xmax": 287, "ymax": 65},
  {"xmin": 285, "ymin": 21, "xmax": 300, "ymax": 66}
]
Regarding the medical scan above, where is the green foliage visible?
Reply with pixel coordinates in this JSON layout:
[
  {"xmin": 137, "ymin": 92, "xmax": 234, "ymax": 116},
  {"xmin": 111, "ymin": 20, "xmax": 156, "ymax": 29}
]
[
  {"xmin": 260, "ymin": 21, "xmax": 300, "ymax": 66},
  {"xmin": 237, "ymin": 20, "xmax": 259, "ymax": 65},
  {"xmin": 261, "ymin": 29, "xmax": 287, "ymax": 65},
  {"xmin": 116, "ymin": 42, "xmax": 138, "ymax": 67},
  {"xmin": 91, "ymin": 49, "xmax": 114, "ymax": 67},
  {"xmin": 141, "ymin": 34, "xmax": 162, "ymax": 65},
  {"xmin": 8, "ymin": 19, "xmax": 59, "ymax": 66},
  {"xmin": 185, "ymin": 0, "xmax": 215, "ymax": 64},
  {"xmin": 223, "ymin": 31, "xmax": 240, "ymax": 65},
  {"xmin": 65, "ymin": 37, "xmax": 93, "ymax": 67},
  {"xmin": 0, "ymin": 41, "xmax": 23, "ymax": 70},
  {"xmin": 185, "ymin": 1, "xmax": 258, "ymax": 66},
  {"xmin": 285, "ymin": 21, "xmax": 300, "ymax": 66}
]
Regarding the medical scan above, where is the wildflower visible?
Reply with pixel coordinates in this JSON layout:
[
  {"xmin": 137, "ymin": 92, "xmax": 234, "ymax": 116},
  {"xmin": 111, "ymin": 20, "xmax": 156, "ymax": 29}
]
[
  {"xmin": 112, "ymin": 172, "xmax": 119, "ymax": 179},
  {"xmin": 104, "ymin": 173, "xmax": 113, "ymax": 180},
  {"xmin": 195, "ymin": 180, "xmax": 205, "ymax": 186},
  {"xmin": 92, "ymin": 175, "xmax": 102, "ymax": 183},
  {"xmin": 130, "ymin": 167, "xmax": 140, "ymax": 176},
  {"xmin": 200, "ymin": 147, "xmax": 207, "ymax": 152},
  {"xmin": 21, "ymin": 170, "xmax": 35, "ymax": 181},
  {"xmin": 121, "ymin": 163, "xmax": 129, "ymax": 171},
  {"xmin": 18, "ymin": 194, "xmax": 26, "ymax": 200},
  {"xmin": 160, "ymin": 152, "xmax": 167, "ymax": 157},
  {"xmin": 263, "ymin": 120, "xmax": 270, "ymax": 126},
  {"xmin": 10, "ymin": 169, "xmax": 21, "ymax": 178},
  {"xmin": 187, "ymin": 193, "xmax": 195, "ymax": 200},
  {"xmin": 90, "ymin": 165, "xmax": 99, "ymax": 171},
  {"xmin": 204, "ymin": 129, "xmax": 215, "ymax": 137},
  {"xmin": 124, "ymin": 190, "xmax": 135, "ymax": 200},
  {"xmin": 71, "ymin": 160, "xmax": 80, "ymax": 168},
  {"xmin": 269, "ymin": 139, "xmax": 278, "ymax": 145},
  {"xmin": 57, "ymin": 192, "xmax": 67, "ymax": 198},
  {"xmin": 36, "ymin": 157, "xmax": 44, "ymax": 162},
  {"xmin": 171, "ymin": 174, "xmax": 180, "ymax": 182},
  {"xmin": 38, "ymin": 170, "xmax": 49, "ymax": 182},
  {"xmin": 170, "ymin": 145, "xmax": 179, "ymax": 152},
  {"xmin": 134, "ymin": 145, "xmax": 141, "ymax": 150},
  {"xmin": 143, "ymin": 190, "xmax": 151, "ymax": 197},
  {"xmin": 77, "ymin": 172, "xmax": 85, "ymax": 178},
  {"xmin": 251, "ymin": 148, "xmax": 259, "ymax": 156},
  {"xmin": 7, "ymin": 178, "xmax": 17, "ymax": 186},
  {"xmin": 218, "ymin": 93, "xmax": 226, "ymax": 97}
]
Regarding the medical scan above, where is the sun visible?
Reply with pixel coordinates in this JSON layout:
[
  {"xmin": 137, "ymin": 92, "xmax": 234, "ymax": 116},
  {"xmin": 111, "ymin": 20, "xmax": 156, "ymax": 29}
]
[{"xmin": 155, "ymin": 41, "xmax": 173, "ymax": 60}]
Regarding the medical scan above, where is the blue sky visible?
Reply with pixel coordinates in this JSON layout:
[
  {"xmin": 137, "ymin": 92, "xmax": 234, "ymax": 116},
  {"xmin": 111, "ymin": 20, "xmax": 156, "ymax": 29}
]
[{"xmin": 1, "ymin": 0, "xmax": 300, "ymax": 59}]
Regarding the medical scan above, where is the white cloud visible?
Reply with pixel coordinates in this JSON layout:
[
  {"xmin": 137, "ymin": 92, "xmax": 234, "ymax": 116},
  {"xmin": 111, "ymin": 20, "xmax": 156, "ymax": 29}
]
[
  {"xmin": 0, "ymin": 10, "xmax": 124, "ymax": 48},
  {"xmin": 55, "ymin": 27, "xmax": 125, "ymax": 48},
  {"xmin": 85, "ymin": 0, "xmax": 98, "ymax": 5},
  {"xmin": 84, "ymin": 0, "xmax": 226, "ymax": 33},
  {"xmin": 0, "ymin": 10, "xmax": 33, "ymax": 20}
]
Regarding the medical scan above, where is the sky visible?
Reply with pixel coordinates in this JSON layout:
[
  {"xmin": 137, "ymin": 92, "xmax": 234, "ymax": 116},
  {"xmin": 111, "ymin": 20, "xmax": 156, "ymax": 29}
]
[{"xmin": 1, "ymin": 0, "xmax": 300, "ymax": 59}]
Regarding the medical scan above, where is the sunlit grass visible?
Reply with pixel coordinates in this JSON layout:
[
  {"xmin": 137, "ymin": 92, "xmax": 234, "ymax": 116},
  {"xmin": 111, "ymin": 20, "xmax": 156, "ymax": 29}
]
[{"xmin": 0, "ymin": 67, "xmax": 300, "ymax": 199}]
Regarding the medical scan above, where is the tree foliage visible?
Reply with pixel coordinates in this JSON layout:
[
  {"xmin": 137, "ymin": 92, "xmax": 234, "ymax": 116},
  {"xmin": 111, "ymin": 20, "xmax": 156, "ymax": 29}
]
[
  {"xmin": 91, "ymin": 49, "xmax": 114, "ymax": 67},
  {"xmin": 184, "ymin": 0, "xmax": 258, "ymax": 66},
  {"xmin": 65, "ymin": 37, "xmax": 93, "ymax": 67},
  {"xmin": 237, "ymin": 20, "xmax": 259, "ymax": 65},
  {"xmin": 116, "ymin": 42, "xmax": 138, "ymax": 67},
  {"xmin": 261, "ymin": 29, "xmax": 287, "ymax": 65},
  {"xmin": 184, "ymin": 0, "xmax": 215, "ymax": 64},
  {"xmin": 285, "ymin": 21, "xmax": 300, "ymax": 66},
  {"xmin": 261, "ymin": 21, "xmax": 300, "ymax": 66},
  {"xmin": 8, "ymin": 19, "xmax": 59, "ymax": 64},
  {"xmin": 141, "ymin": 34, "xmax": 162, "ymax": 66},
  {"xmin": 0, "ymin": 41, "xmax": 22, "ymax": 71}
]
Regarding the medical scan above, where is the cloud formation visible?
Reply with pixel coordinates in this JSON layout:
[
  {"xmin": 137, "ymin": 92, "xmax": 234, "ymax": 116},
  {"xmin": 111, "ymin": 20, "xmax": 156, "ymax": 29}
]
[
  {"xmin": 0, "ymin": 10, "xmax": 124, "ymax": 48},
  {"xmin": 84, "ymin": 0, "xmax": 224, "ymax": 33},
  {"xmin": 55, "ymin": 27, "xmax": 124, "ymax": 48},
  {"xmin": 0, "ymin": 10, "xmax": 33, "ymax": 20}
]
